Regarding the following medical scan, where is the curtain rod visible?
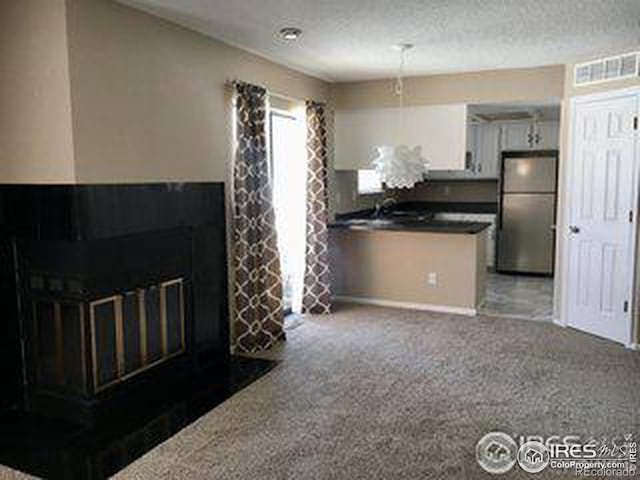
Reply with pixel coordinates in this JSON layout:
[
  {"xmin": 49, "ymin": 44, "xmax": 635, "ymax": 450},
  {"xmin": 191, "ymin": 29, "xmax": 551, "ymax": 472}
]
[{"xmin": 224, "ymin": 79, "xmax": 308, "ymax": 104}]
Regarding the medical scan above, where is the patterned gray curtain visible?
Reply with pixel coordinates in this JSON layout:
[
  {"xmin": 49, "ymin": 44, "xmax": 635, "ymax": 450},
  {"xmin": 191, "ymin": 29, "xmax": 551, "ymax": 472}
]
[
  {"xmin": 302, "ymin": 101, "xmax": 332, "ymax": 314},
  {"xmin": 232, "ymin": 82, "xmax": 284, "ymax": 352}
]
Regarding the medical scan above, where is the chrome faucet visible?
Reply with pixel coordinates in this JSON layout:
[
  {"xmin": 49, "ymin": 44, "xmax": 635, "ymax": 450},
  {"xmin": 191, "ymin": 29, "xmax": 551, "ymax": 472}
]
[{"xmin": 374, "ymin": 197, "xmax": 397, "ymax": 217}]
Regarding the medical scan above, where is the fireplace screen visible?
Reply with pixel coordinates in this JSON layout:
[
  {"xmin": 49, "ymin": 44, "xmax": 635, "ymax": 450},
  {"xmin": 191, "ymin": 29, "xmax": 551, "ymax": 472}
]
[{"xmin": 32, "ymin": 279, "xmax": 186, "ymax": 395}]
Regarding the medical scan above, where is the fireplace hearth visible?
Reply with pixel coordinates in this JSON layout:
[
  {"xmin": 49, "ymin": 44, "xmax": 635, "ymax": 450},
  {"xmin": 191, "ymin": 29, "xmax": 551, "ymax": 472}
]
[
  {"xmin": 0, "ymin": 355, "xmax": 276, "ymax": 480},
  {"xmin": 0, "ymin": 183, "xmax": 230, "ymax": 426}
]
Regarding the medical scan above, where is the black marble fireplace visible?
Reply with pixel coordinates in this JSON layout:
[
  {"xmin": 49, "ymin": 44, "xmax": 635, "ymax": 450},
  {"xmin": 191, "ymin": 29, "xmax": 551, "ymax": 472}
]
[{"xmin": 0, "ymin": 183, "xmax": 230, "ymax": 426}]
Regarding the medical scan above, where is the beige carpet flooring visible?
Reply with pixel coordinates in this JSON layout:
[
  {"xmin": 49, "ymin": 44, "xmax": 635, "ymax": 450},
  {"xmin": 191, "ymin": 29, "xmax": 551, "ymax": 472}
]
[{"xmin": 2, "ymin": 303, "xmax": 639, "ymax": 479}]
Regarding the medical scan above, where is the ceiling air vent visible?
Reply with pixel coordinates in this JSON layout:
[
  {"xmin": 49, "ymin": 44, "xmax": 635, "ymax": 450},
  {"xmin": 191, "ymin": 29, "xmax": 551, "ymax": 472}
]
[{"xmin": 574, "ymin": 52, "xmax": 639, "ymax": 87}]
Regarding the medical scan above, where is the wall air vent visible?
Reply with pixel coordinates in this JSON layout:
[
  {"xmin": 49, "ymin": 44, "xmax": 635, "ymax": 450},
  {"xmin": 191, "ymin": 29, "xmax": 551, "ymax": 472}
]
[{"xmin": 574, "ymin": 52, "xmax": 639, "ymax": 87}]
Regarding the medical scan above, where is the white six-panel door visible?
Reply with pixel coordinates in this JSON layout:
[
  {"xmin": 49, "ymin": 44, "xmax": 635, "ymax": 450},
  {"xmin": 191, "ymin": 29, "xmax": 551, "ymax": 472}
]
[{"xmin": 566, "ymin": 92, "xmax": 638, "ymax": 345}]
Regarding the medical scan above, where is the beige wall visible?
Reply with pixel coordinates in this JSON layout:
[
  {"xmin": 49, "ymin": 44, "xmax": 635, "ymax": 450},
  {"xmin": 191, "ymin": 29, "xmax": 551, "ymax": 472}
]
[
  {"xmin": 330, "ymin": 65, "xmax": 565, "ymax": 110},
  {"xmin": 65, "ymin": 0, "xmax": 328, "ymax": 183},
  {"xmin": 0, "ymin": 0, "xmax": 327, "ymax": 184},
  {"xmin": 0, "ymin": 0, "xmax": 76, "ymax": 183},
  {"xmin": 330, "ymin": 229, "xmax": 486, "ymax": 310},
  {"xmin": 56, "ymin": 0, "xmax": 328, "ymax": 343}
]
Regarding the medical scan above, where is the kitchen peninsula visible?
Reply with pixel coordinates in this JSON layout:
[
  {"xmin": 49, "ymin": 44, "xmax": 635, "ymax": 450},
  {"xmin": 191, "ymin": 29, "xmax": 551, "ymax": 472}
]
[{"xmin": 329, "ymin": 204, "xmax": 490, "ymax": 315}]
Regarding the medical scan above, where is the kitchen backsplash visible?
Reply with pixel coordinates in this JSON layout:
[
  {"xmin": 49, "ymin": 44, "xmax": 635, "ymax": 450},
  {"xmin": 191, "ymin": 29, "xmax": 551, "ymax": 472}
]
[
  {"xmin": 331, "ymin": 170, "xmax": 383, "ymax": 215},
  {"xmin": 392, "ymin": 179, "xmax": 498, "ymax": 203},
  {"xmin": 331, "ymin": 170, "xmax": 498, "ymax": 215}
]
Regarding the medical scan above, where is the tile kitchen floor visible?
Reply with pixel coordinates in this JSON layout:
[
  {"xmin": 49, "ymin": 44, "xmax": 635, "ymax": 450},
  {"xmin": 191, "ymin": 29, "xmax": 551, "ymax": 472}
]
[{"xmin": 480, "ymin": 272, "xmax": 554, "ymax": 321}]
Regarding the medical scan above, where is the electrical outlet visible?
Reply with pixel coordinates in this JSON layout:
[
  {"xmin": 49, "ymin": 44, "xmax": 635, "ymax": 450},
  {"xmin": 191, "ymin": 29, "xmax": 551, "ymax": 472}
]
[{"xmin": 427, "ymin": 272, "xmax": 437, "ymax": 286}]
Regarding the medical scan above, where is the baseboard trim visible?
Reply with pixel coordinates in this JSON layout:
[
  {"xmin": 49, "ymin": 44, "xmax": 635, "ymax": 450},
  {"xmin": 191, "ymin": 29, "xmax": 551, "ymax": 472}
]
[{"xmin": 334, "ymin": 296, "xmax": 477, "ymax": 316}]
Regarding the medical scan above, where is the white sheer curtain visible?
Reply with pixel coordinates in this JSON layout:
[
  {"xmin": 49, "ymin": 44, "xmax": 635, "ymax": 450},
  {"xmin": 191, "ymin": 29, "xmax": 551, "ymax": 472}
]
[{"xmin": 270, "ymin": 104, "xmax": 307, "ymax": 313}]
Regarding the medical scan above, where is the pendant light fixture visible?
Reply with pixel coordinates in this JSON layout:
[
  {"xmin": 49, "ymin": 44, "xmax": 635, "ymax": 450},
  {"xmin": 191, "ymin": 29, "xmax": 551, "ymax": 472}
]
[{"xmin": 372, "ymin": 44, "xmax": 429, "ymax": 189}]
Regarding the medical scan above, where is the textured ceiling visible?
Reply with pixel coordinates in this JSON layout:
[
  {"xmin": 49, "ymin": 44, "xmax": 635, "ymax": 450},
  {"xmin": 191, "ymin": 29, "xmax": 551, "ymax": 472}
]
[{"xmin": 118, "ymin": 0, "xmax": 640, "ymax": 82}]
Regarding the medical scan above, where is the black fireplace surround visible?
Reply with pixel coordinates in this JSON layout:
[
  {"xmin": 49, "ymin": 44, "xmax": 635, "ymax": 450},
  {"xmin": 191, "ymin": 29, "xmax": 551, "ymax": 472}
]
[{"xmin": 0, "ymin": 183, "xmax": 230, "ymax": 426}]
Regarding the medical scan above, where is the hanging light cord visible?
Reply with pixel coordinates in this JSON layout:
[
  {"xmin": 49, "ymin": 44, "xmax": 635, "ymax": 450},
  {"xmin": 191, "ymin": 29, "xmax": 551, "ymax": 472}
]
[
  {"xmin": 372, "ymin": 43, "xmax": 427, "ymax": 190},
  {"xmin": 395, "ymin": 47, "xmax": 406, "ymax": 141},
  {"xmin": 395, "ymin": 48, "xmax": 404, "ymax": 106}
]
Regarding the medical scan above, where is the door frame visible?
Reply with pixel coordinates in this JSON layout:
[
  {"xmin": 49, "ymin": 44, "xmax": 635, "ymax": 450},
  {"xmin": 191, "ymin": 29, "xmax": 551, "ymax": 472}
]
[{"xmin": 559, "ymin": 86, "xmax": 640, "ymax": 348}]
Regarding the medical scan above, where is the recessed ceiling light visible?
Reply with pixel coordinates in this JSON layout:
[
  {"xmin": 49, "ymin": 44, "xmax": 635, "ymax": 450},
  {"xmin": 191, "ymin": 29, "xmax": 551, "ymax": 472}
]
[
  {"xmin": 279, "ymin": 27, "xmax": 302, "ymax": 41},
  {"xmin": 392, "ymin": 43, "xmax": 414, "ymax": 52}
]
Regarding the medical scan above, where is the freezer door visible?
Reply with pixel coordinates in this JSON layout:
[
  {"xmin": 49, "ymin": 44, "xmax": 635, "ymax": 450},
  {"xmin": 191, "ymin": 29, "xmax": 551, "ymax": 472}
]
[
  {"xmin": 498, "ymin": 193, "xmax": 555, "ymax": 274},
  {"xmin": 503, "ymin": 156, "xmax": 557, "ymax": 193}
]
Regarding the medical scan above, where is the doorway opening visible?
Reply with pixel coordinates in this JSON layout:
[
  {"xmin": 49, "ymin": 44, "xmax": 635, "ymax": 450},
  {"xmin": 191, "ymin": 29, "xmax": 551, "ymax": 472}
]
[
  {"xmin": 467, "ymin": 102, "xmax": 561, "ymax": 322},
  {"xmin": 269, "ymin": 100, "xmax": 307, "ymax": 318},
  {"xmin": 481, "ymin": 273, "xmax": 554, "ymax": 321}
]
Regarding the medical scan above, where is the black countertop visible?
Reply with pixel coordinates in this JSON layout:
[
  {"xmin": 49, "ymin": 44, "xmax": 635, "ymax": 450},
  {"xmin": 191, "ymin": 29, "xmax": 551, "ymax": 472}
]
[
  {"xmin": 329, "ymin": 218, "xmax": 491, "ymax": 234},
  {"xmin": 330, "ymin": 202, "xmax": 494, "ymax": 235}
]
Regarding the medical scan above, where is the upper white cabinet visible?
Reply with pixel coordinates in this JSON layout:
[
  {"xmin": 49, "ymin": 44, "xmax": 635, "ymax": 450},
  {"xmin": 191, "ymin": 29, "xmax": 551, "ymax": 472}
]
[
  {"xmin": 430, "ymin": 122, "xmax": 501, "ymax": 179},
  {"xmin": 333, "ymin": 104, "xmax": 467, "ymax": 170},
  {"xmin": 474, "ymin": 123, "xmax": 501, "ymax": 178},
  {"xmin": 500, "ymin": 120, "xmax": 559, "ymax": 151},
  {"xmin": 500, "ymin": 122, "xmax": 534, "ymax": 151},
  {"xmin": 534, "ymin": 121, "xmax": 560, "ymax": 150},
  {"xmin": 428, "ymin": 119, "xmax": 559, "ymax": 181}
]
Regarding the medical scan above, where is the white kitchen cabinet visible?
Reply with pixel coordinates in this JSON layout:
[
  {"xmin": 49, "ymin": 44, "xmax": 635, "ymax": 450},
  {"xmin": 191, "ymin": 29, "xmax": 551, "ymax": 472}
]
[
  {"xmin": 430, "ymin": 123, "xmax": 500, "ymax": 180},
  {"xmin": 333, "ymin": 104, "xmax": 467, "ymax": 171},
  {"xmin": 429, "ymin": 123, "xmax": 477, "ymax": 179},
  {"xmin": 533, "ymin": 121, "xmax": 560, "ymax": 150},
  {"xmin": 500, "ymin": 120, "xmax": 559, "ymax": 151},
  {"xmin": 474, "ymin": 123, "xmax": 501, "ymax": 179},
  {"xmin": 501, "ymin": 122, "xmax": 534, "ymax": 151},
  {"xmin": 467, "ymin": 123, "xmax": 477, "ymax": 152},
  {"xmin": 453, "ymin": 123, "xmax": 478, "ymax": 179},
  {"xmin": 430, "ymin": 125, "xmax": 474, "ymax": 179}
]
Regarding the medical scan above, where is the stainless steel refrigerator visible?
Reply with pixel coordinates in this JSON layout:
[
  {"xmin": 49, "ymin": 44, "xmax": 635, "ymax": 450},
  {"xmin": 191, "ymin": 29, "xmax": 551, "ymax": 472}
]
[{"xmin": 497, "ymin": 152, "xmax": 558, "ymax": 275}]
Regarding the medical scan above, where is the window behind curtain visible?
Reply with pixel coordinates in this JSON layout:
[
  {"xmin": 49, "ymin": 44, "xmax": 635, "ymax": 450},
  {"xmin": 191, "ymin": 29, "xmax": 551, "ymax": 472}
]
[
  {"xmin": 357, "ymin": 169, "xmax": 383, "ymax": 194},
  {"xmin": 269, "ymin": 103, "xmax": 307, "ymax": 313}
]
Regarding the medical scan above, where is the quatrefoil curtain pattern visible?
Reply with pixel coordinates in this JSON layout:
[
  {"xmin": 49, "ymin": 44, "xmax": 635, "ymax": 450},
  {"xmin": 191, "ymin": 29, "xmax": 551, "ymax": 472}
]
[
  {"xmin": 232, "ymin": 82, "xmax": 284, "ymax": 353},
  {"xmin": 302, "ymin": 101, "xmax": 332, "ymax": 314}
]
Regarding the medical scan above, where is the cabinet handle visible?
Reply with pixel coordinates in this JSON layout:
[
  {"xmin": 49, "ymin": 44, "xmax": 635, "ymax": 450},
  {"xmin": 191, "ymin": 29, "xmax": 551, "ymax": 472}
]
[
  {"xmin": 527, "ymin": 133, "xmax": 533, "ymax": 146},
  {"xmin": 535, "ymin": 133, "xmax": 541, "ymax": 144}
]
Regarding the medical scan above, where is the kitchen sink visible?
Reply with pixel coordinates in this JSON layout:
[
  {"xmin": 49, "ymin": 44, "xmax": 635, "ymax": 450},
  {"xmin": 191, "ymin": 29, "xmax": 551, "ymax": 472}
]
[
  {"xmin": 343, "ymin": 215, "xmax": 435, "ymax": 227},
  {"xmin": 383, "ymin": 211, "xmax": 434, "ymax": 221},
  {"xmin": 345, "ymin": 218, "xmax": 396, "ymax": 226}
]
